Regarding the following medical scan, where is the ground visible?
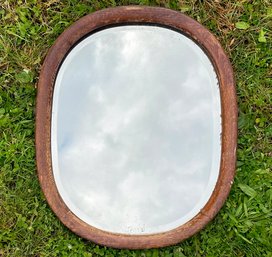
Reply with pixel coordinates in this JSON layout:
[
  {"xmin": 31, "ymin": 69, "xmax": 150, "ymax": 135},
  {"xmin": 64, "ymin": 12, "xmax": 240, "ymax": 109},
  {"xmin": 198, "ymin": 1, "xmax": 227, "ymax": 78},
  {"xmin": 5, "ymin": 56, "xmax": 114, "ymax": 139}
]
[{"xmin": 0, "ymin": 0, "xmax": 271, "ymax": 256}]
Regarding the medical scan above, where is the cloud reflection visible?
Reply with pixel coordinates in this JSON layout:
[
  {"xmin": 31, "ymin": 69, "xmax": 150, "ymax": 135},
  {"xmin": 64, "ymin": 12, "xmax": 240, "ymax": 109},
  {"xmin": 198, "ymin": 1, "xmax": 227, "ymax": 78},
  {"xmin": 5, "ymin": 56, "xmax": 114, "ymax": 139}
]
[{"xmin": 52, "ymin": 26, "xmax": 221, "ymax": 234}]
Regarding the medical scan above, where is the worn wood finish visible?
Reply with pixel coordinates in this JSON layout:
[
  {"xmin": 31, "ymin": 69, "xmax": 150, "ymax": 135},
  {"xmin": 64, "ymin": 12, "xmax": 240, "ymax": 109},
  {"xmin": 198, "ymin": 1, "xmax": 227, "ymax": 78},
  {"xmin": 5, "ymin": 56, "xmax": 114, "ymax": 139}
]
[{"xmin": 36, "ymin": 6, "xmax": 237, "ymax": 249}]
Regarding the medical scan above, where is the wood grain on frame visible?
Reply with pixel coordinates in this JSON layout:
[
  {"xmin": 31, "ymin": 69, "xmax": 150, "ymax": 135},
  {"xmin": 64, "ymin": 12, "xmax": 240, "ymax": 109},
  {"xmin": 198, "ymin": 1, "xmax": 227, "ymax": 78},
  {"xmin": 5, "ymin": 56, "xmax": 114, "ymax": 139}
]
[{"xmin": 35, "ymin": 6, "xmax": 237, "ymax": 249}]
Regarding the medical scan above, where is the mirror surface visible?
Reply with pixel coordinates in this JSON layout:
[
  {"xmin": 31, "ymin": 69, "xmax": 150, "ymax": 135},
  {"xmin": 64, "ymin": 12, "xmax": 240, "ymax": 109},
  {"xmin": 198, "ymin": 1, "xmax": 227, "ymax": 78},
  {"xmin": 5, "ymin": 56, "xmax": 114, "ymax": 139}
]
[{"xmin": 51, "ymin": 25, "xmax": 221, "ymax": 234}]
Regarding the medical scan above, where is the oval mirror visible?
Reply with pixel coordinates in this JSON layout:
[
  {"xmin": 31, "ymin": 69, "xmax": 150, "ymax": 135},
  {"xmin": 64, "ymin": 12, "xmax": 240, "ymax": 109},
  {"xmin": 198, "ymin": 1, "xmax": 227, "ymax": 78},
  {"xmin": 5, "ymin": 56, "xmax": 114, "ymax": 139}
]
[{"xmin": 36, "ymin": 6, "xmax": 237, "ymax": 249}]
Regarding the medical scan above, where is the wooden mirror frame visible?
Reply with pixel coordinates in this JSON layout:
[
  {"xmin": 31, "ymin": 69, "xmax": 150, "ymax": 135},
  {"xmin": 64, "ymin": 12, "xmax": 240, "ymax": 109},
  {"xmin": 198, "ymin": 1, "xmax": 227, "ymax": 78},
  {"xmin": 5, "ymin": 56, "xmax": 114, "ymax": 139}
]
[{"xmin": 36, "ymin": 6, "xmax": 237, "ymax": 249}]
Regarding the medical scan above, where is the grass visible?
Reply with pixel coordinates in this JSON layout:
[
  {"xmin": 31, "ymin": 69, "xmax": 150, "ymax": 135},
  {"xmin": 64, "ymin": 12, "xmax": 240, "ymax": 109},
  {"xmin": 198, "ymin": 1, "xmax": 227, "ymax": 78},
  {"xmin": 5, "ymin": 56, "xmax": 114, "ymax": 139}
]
[{"xmin": 0, "ymin": 0, "xmax": 271, "ymax": 256}]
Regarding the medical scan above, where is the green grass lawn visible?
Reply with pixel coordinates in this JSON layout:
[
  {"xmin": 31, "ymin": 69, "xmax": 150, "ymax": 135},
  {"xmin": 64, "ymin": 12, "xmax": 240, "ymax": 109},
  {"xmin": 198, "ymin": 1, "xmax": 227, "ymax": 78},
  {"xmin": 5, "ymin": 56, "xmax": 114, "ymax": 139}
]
[{"xmin": 0, "ymin": 0, "xmax": 271, "ymax": 256}]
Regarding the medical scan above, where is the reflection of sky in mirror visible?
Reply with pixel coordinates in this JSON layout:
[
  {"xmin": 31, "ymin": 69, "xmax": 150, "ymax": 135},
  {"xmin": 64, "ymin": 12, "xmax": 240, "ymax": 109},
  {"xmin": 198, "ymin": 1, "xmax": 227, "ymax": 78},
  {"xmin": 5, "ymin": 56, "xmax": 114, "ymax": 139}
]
[{"xmin": 51, "ymin": 26, "xmax": 221, "ymax": 234}]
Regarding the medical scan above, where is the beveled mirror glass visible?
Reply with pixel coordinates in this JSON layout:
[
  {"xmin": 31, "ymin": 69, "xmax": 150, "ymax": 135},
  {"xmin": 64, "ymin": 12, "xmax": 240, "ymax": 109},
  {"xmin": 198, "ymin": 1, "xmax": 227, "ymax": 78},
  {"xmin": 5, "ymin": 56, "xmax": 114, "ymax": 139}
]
[
  {"xmin": 52, "ymin": 25, "xmax": 221, "ymax": 234},
  {"xmin": 36, "ymin": 6, "xmax": 237, "ymax": 249}
]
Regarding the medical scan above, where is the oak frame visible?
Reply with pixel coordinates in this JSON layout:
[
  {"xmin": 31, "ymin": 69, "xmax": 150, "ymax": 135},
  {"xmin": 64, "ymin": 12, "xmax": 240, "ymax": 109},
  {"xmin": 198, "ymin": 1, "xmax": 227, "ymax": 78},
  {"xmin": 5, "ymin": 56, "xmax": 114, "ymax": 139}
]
[{"xmin": 36, "ymin": 6, "xmax": 237, "ymax": 249}]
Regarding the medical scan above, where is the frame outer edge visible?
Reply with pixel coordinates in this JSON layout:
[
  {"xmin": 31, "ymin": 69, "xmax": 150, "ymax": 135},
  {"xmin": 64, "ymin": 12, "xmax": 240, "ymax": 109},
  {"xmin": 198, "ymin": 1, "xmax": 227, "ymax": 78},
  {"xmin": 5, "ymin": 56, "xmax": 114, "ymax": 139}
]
[{"xmin": 35, "ymin": 6, "xmax": 237, "ymax": 249}]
